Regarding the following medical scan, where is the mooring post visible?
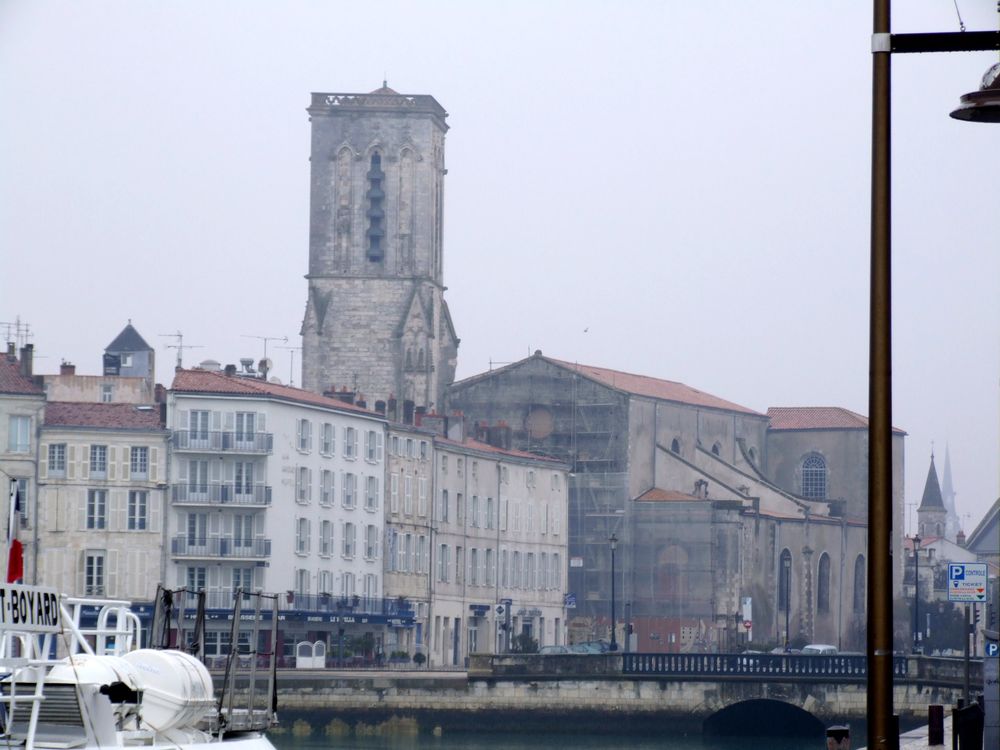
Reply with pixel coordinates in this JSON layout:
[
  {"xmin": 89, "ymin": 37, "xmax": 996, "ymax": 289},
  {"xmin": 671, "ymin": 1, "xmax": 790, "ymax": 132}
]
[{"xmin": 826, "ymin": 724, "xmax": 850, "ymax": 750}]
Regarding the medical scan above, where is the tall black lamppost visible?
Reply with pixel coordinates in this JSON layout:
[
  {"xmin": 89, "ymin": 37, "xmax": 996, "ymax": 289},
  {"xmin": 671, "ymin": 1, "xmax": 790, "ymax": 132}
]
[
  {"xmin": 783, "ymin": 555, "xmax": 791, "ymax": 651},
  {"xmin": 609, "ymin": 533, "xmax": 618, "ymax": 651},
  {"xmin": 912, "ymin": 534, "xmax": 921, "ymax": 653},
  {"xmin": 866, "ymin": 5, "xmax": 999, "ymax": 744}
]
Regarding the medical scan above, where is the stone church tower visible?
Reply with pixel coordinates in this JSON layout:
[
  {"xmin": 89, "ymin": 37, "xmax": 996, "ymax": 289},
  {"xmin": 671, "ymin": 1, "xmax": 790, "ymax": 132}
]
[
  {"xmin": 917, "ymin": 452, "xmax": 948, "ymax": 539},
  {"xmin": 300, "ymin": 84, "xmax": 459, "ymax": 413}
]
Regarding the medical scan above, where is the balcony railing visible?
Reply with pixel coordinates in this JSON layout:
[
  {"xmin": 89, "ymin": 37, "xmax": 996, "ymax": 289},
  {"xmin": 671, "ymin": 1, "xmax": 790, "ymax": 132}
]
[
  {"xmin": 172, "ymin": 431, "xmax": 273, "ymax": 454},
  {"xmin": 175, "ymin": 590, "xmax": 414, "ymax": 619},
  {"xmin": 172, "ymin": 483, "xmax": 272, "ymax": 506},
  {"xmin": 171, "ymin": 536, "xmax": 272, "ymax": 558}
]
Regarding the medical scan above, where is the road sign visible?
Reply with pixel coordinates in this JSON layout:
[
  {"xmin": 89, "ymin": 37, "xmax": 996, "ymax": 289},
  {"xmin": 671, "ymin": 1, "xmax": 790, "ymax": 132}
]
[
  {"xmin": 743, "ymin": 620, "xmax": 752, "ymax": 630},
  {"xmin": 986, "ymin": 640, "xmax": 998, "ymax": 658},
  {"xmin": 947, "ymin": 562, "xmax": 988, "ymax": 603},
  {"xmin": 564, "ymin": 593, "xmax": 576, "ymax": 609}
]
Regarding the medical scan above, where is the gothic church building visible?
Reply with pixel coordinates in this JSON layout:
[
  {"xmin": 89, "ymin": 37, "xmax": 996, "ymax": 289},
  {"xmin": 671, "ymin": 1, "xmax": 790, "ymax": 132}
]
[{"xmin": 301, "ymin": 85, "xmax": 459, "ymax": 413}]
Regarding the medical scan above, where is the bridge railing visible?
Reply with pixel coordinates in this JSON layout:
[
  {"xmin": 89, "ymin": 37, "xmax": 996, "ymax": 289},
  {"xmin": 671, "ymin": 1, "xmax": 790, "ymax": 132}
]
[{"xmin": 623, "ymin": 652, "xmax": 908, "ymax": 680}]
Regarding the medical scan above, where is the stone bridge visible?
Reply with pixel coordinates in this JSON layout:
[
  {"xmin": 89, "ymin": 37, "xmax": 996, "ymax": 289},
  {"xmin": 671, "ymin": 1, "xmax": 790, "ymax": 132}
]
[{"xmin": 270, "ymin": 653, "xmax": 981, "ymax": 734}]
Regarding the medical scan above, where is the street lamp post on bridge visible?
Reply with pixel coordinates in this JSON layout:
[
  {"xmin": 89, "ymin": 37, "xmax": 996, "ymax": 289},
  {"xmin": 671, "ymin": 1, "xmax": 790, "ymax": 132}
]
[
  {"xmin": 867, "ymin": 3, "xmax": 999, "ymax": 746},
  {"xmin": 609, "ymin": 533, "xmax": 618, "ymax": 652}
]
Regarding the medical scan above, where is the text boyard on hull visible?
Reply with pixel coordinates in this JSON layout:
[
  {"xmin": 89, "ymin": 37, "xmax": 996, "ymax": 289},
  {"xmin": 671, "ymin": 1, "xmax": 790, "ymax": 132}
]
[{"xmin": 0, "ymin": 584, "xmax": 61, "ymax": 632}]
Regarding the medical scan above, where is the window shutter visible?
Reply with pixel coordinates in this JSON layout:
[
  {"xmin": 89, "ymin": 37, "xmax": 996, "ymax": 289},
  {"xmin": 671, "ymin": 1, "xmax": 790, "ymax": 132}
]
[
  {"xmin": 106, "ymin": 493, "xmax": 118, "ymax": 532},
  {"xmin": 257, "ymin": 412, "xmax": 266, "ymax": 431},
  {"xmin": 177, "ymin": 410, "xmax": 189, "ymax": 430},
  {"xmin": 81, "ymin": 446, "xmax": 90, "ymax": 479},
  {"xmin": 109, "ymin": 447, "xmax": 117, "ymax": 480},
  {"xmin": 209, "ymin": 513, "xmax": 221, "ymax": 534},
  {"xmin": 177, "ymin": 461, "xmax": 188, "ymax": 481},
  {"xmin": 77, "ymin": 551, "xmax": 86, "ymax": 594},
  {"xmin": 78, "ymin": 495, "xmax": 88, "ymax": 531},
  {"xmin": 39, "ymin": 445, "xmax": 48, "ymax": 479},
  {"xmin": 150, "ymin": 493, "xmax": 162, "ymax": 532},
  {"xmin": 224, "ymin": 412, "xmax": 234, "ymax": 430},
  {"xmin": 121, "ymin": 448, "xmax": 130, "ymax": 481},
  {"xmin": 210, "ymin": 461, "xmax": 221, "ymax": 482},
  {"xmin": 307, "ymin": 519, "xmax": 312, "ymax": 553},
  {"xmin": 377, "ymin": 432, "xmax": 384, "ymax": 461},
  {"xmin": 308, "ymin": 424, "xmax": 313, "ymax": 451},
  {"xmin": 107, "ymin": 550, "xmax": 119, "ymax": 597},
  {"xmin": 224, "ymin": 462, "xmax": 235, "ymax": 482},
  {"xmin": 67, "ymin": 445, "xmax": 76, "ymax": 479},
  {"xmin": 211, "ymin": 412, "xmax": 222, "ymax": 430},
  {"xmin": 149, "ymin": 447, "xmax": 158, "ymax": 482}
]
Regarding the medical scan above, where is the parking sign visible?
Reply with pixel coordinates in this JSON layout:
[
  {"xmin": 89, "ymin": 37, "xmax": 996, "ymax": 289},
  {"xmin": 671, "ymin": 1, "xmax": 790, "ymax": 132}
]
[{"xmin": 947, "ymin": 563, "xmax": 988, "ymax": 603}]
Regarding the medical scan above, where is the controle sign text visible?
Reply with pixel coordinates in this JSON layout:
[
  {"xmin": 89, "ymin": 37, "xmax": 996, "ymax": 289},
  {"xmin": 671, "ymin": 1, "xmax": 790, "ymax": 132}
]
[{"xmin": 0, "ymin": 584, "xmax": 61, "ymax": 632}]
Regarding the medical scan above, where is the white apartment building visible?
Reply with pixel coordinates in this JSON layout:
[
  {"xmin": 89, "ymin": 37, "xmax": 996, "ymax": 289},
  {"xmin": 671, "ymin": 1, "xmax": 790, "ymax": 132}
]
[
  {"xmin": 382, "ymin": 423, "xmax": 435, "ymax": 657},
  {"xmin": 168, "ymin": 368, "xmax": 388, "ymax": 628},
  {"xmin": 35, "ymin": 402, "xmax": 168, "ymax": 600},
  {"xmin": 420, "ymin": 416, "xmax": 569, "ymax": 666}
]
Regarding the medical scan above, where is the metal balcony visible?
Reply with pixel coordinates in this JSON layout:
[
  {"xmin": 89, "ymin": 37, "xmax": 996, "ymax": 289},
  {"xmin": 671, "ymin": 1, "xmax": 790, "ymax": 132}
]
[
  {"xmin": 170, "ymin": 536, "xmax": 272, "ymax": 559},
  {"xmin": 171, "ymin": 483, "xmax": 272, "ymax": 506},
  {"xmin": 172, "ymin": 431, "xmax": 273, "ymax": 454}
]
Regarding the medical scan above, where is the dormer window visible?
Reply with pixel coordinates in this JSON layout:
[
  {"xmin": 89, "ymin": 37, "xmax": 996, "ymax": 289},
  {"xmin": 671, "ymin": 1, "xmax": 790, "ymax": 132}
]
[{"xmin": 365, "ymin": 153, "xmax": 385, "ymax": 261}]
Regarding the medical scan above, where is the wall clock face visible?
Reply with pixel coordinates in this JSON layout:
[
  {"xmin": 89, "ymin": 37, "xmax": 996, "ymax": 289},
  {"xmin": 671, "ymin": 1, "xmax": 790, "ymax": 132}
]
[{"xmin": 525, "ymin": 406, "xmax": 554, "ymax": 440}]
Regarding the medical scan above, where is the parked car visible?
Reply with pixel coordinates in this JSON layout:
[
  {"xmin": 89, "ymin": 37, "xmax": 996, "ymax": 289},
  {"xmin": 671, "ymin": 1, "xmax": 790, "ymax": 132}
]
[
  {"xmin": 538, "ymin": 645, "xmax": 570, "ymax": 655},
  {"xmin": 801, "ymin": 644, "xmax": 838, "ymax": 655}
]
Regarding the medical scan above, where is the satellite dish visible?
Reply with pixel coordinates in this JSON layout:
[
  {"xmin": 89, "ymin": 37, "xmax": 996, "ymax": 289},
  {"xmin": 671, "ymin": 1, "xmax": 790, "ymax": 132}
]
[{"xmin": 259, "ymin": 358, "xmax": 273, "ymax": 373}]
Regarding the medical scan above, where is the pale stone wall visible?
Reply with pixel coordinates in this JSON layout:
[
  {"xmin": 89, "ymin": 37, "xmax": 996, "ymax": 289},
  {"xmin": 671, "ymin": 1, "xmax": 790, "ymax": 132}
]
[
  {"xmin": 43, "ymin": 375, "xmax": 153, "ymax": 404},
  {"xmin": 36, "ymin": 425, "xmax": 168, "ymax": 600},
  {"xmin": 301, "ymin": 90, "xmax": 457, "ymax": 411}
]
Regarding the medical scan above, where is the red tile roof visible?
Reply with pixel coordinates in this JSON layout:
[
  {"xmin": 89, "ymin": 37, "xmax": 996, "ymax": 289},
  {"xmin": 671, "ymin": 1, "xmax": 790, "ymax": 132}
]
[
  {"xmin": 767, "ymin": 406, "xmax": 906, "ymax": 434},
  {"xmin": 44, "ymin": 402, "xmax": 164, "ymax": 431},
  {"xmin": 170, "ymin": 369, "xmax": 384, "ymax": 418},
  {"xmin": 0, "ymin": 357, "xmax": 43, "ymax": 396},
  {"xmin": 635, "ymin": 488, "xmax": 703, "ymax": 502},
  {"xmin": 547, "ymin": 358, "xmax": 762, "ymax": 416},
  {"xmin": 435, "ymin": 435, "xmax": 566, "ymax": 466}
]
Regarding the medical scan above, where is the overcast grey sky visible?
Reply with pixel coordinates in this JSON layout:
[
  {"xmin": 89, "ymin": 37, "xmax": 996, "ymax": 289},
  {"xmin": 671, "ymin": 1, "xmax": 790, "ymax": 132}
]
[{"xmin": 2, "ymin": 1, "xmax": 998, "ymax": 529}]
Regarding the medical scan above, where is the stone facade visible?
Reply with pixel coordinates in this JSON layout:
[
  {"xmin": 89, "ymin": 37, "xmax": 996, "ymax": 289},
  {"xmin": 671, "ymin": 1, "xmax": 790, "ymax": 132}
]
[
  {"xmin": 35, "ymin": 403, "xmax": 168, "ymax": 601},
  {"xmin": 301, "ymin": 87, "xmax": 458, "ymax": 413},
  {"xmin": 448, "ymin": 353, "xmax": 890, "ymax": 652}
]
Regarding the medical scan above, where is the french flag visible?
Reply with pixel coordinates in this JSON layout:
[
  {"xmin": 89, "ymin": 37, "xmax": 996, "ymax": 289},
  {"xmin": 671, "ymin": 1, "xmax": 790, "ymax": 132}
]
[{"xmin": 7, "ymin": 481, "xmax": 23, "ymax": 584}]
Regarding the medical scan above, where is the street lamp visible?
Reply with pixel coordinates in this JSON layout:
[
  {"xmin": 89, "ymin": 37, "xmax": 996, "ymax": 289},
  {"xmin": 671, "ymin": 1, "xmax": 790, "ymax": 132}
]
[
  {"xmin": 609, "ymin": 533, "xmax": 618, "ymax": 652},
  {"xmin": 912, "ymin": 534, "xmax": 921, "ymax": 653},
  {"xmin": 867, "ymin": 4, "xmax": 999, "ymax": 745},
  {"xmin": 783, "ymin": 555, "xmax": 791, "ymax": 652}
]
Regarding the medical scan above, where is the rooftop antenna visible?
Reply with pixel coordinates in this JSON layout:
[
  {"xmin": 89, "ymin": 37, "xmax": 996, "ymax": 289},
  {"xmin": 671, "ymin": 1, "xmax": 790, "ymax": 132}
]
[
  {"xmin": 276, "ymin": 344, "xmax": 302, "ymax": 387},
  {"xmin": 242, "ymin": 334, "xmax": 288, "ymax": 363},
  {"xmin": 160, "ymin": 331, "xmax": 204, "ymax": 369},
  {"xmin": 0, "ymin": 317, "xmax": 33, "ymax": 349}
]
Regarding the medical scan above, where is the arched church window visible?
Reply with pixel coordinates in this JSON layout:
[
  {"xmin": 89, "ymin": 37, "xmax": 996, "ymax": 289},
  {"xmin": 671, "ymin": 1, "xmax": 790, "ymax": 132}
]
[
  {"xmin": 853, "ymin": 555, "xmax": 866, "ymax": 613},
  {"xmin": 817, "ymin": 553, "xmax": 831, "ymax": 613},
  {"xmin": 801, "ymin": 454, "xmax": 827, "ymax": 499},
  {"xmin": 405, "ymin": 348, "xmax": 413, "ymax": 369},
  {"xmin": 417, "ymin": 349, "xmax": 425, "ymax": 369},
  {"xmin": 671, "ymin": 438, "xmax": 681, "ymax": 455},
  {"xmin": 778, "ymin": 549, "xmax": 792, "ymax": 611},
  {"xmin": 365, "ymin": 153, "xmax": 385, "ymax": 261}
]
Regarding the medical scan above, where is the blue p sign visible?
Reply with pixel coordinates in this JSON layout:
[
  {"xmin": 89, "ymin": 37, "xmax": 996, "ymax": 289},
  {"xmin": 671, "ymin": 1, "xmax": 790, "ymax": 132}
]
[
  {"xmin": 986, "ymin": 641, "xmax": 999, "ymax": 658},
  {"xmin": 950, "ymin": 564, "xmax": 965, "ymax": 580}
]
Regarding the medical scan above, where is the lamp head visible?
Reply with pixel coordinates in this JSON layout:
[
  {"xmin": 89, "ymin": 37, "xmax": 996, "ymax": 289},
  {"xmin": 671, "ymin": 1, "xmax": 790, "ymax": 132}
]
[
  {"xmin": 950, "ymin": 62, "xmax": 1000, "ymax": 122},
  {"xmin": 609, "ymin": 533, "xmax": 618, "ymax": 551}
]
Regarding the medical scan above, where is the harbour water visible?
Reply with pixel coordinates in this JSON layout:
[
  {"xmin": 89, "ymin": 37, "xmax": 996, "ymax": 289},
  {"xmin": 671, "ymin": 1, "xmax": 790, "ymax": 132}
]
[{"xmin": 270, "ymin": 728, "xmax": 833, "ymax": 750}]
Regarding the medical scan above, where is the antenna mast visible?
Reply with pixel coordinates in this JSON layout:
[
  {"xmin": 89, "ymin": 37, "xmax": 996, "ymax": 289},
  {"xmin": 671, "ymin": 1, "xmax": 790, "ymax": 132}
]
[
  {"xmin": 241, "ymin": 334, "xmax": 288, "ymax": 363},
  {"xmin": 160, "ymin": 331, "xmax": 204, "ymax": 369},
  {"xmin": 276, "ymin": 345, "xmax": 302, "ymax": 387}
]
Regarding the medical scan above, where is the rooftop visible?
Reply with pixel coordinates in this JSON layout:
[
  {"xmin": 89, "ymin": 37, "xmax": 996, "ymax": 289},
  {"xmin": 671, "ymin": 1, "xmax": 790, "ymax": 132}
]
[
  {"xmin": 634, "ymin": 488, "xmax": 704, "ymax": 503},
  {"xmin": 767, "ymin": 406, "xmax": 906, "ymax": 434},
  {"xmin": 435, "ymin": 435, "xmax": 566, "ymax": 467},
  {"xmin": 105, "ymin": 322, "xmax": 152, "ymax": 352},
  {"xmin": 43, "ymin": 402, "xmax": 164, "ymax": 431},
  {"xmin": 170, "ymin": 368, "xmax": 385, "ymax": 419},
  {"xmin": 0, "ymin": 355, "xmax": 43, "ymax": 396}
]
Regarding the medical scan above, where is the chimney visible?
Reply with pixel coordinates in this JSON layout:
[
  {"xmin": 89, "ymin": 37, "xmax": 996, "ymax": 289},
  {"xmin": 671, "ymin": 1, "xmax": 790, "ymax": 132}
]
[
  {"xmin": 403, "ymin": 400, "xmax": 415, "ymax": 425},
  {"xmin": 60, "ymin": 362, "xmax": 76, "ymax": 376},
  {"xmin": 421, "ymin": 414, "xmax": 446, "ymax": 437},
  {"xmin": 374, "ymin": 400, "xmax": 387, "ymax": 416},
  {"xmin": 356, "ymin": 396, "xmax": 367, "ymax": 410},
  {"xmin": 956, "ymin": 529, "xmax": 966, "ymax": 547},
  {"xmin": 19, "ymin": 345, "xmax": 33, "ymax": 378},
  {"xmin": 446, "ymin": 412, "xmax": 466, "ymax": 442},
  {"xmin": 415, "ymin": 406, "xmax": 426, "ymax": 425},
  {"xmin": 338, "ymin": 390, "xmax": 356, "ymax": 405},
  {"xmin": 5, "ymin": 342, "xmax": 14, "ymax": 360},
  {"xmin": 474, "ymin": 421, "xmax": 489, "ymax": 443},
  {"xmin": 224, "ymin": 364, "xmax": 238, "ymax": 377},
  {"xmin": 387, "ymin": 395, "xmax": 398, "ymax": 421}
]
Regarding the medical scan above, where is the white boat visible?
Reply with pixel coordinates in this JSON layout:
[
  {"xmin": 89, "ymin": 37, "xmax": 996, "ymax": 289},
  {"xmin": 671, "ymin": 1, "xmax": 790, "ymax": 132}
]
[{"xmin": 0, "ymin": 584, "xmax": 278, "ymax": 750}]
